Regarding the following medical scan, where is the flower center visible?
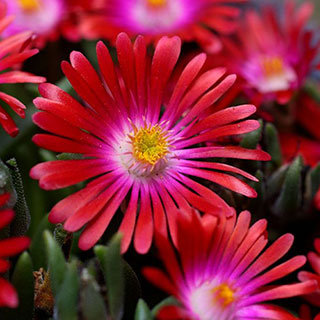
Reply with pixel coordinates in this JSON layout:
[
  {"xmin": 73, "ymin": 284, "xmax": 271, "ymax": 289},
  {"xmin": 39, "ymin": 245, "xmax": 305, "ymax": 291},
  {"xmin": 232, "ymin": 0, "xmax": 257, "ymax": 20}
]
[
  {"xmin": 130, "ymin": 124, "xmax": 169, "ymax": 166},
  {"xmin": 146, "ymin": 0, "xmax": 167, "ymax": 8},
  {"xmin": 17, "ymin": 0, "xmax": 41, "ymax": 11},
  {"xmin": 261, "ymin": 57, "xmax": 284, "ymax": 78},
  {"xmin": 212, "ymin": 284, "xmax": 235, "ymax": 307}
]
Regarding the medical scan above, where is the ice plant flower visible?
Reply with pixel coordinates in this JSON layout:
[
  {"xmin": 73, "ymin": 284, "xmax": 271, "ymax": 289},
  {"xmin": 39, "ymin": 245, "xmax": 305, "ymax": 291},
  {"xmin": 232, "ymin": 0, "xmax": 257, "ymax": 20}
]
[
  {"xmin": 143, "ymin": 209, "xmax": 317, "ymax": 320},
  {"xmin": 79, "ymin": 0, "xmax": 246, "ymax": 53},
  {"xmin": 298, "ymin": 238, "xmax": 320, "ymax": 309},
  {"xmin": 0, "ymin": 194, "xmax": 30, "ymax": 308},
  {"xmin": 0, "ymin": 15, "xmax": 45, "ymax": 136},
  {"xmin": 219, "ymin": 0, "xmax": 320, "ymax": 106},
  {"xmin": 0, "ymin": 0, "xmax": 65, "ymax": 42},
  {"xmin": 30, "ymin": 33, "xmax": 270, "ymax": 254}
]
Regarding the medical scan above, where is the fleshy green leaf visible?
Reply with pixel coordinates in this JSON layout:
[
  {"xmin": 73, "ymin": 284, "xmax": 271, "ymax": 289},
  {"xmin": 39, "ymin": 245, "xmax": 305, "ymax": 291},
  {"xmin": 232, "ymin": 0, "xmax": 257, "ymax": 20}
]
[
  {"xmin": 54, "ymin": 260, "xmax": 79, "ymax": 320},
  {"xmin": 94, "ymin": 233, "xmax": 124, "ymax": 320},
  {"xmin": 274, "ymin": 156, "xmax": 302, "ymax": 217},
  {"xmin": 43, "ymin": 230, "xmax": 66, "ymax": 295},
  {"xmin": 30, "ymin": 214, "xmax": 55, "ymax": 270},
  {"xmin": 80, "ymin": 270, "xmax": 108, "ymax": 320},
  {"xmin": 134, "ymin": 299, "xmax": 153, "ymax": 320},
  {"xmin": 264, "ymin": 123, "xmax": 283, "ymax": 171}
]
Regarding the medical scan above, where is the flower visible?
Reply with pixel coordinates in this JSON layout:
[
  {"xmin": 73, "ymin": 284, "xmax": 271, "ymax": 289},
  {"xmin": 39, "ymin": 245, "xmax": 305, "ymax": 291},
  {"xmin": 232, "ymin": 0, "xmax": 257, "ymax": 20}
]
[
  {"xmin": 78, "ymin": 0, "xmax": 246, "ymax": 53},
  {"xmin": 0, "ymin": 193, "xmax": 30, "ymax": 308},
  {"xmin": 143, "ymin": 209, "xmax": 317, "ymax": 320},
  {"xmin": 30, "ymin": 33, "xmax": 270, "ymax": 254},
  {"xmin": 218, "ymin": 0, "xmax": 320, "ymax": 105},
  {"xmin": 298, "ymin": 238, "xmax": 320, "ymax": 308},
  {"xmin": 0, "ymin": 0, "xmax": 65, "ymax": 42},
  {"xmin": 0, "ymin": 15, "xmax": 45, "ymax": 137},
  {"xmin": 0, "ymin": 0, "xmax": 92, "ymax": 44}
]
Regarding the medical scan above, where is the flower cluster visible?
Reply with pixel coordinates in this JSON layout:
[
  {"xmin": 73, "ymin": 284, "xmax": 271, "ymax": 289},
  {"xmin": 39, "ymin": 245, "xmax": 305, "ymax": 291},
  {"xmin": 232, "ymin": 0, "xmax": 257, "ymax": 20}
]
[{"xmin": 1, "ymin": 0, "xmax": 320, "ymax": 318}]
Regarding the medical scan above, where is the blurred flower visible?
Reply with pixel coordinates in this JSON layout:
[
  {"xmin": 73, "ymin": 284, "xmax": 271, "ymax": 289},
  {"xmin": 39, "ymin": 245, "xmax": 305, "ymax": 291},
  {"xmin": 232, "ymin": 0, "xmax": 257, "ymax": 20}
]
[
  {"xmin": 0, "ymin": 193, "xmax": 30, "ymax": 308},
  {"xmin": 0, "ymin": 0, "xmax": 98, "ymax": 44},
  {"xmin": 298, "ymin": 238, "xmax": 320, "ymax": 309},
  {"xmin": 0, "ymin": 15, "xmax": 45, "ymax": 137},
  {"xmin": 218, "ymin": 0, "xmax": 320, "ymax": 106},
  {"xmin": 30, "ymin": 33, "xmax": 269, "ymax": 254},
  {"xmin": 144, "ymin": 209, "xmax": 317, "ymax": 320},
  {"xmin": 0, "ymin": 0, "xmax": 64, "ymax": 43},
  {"xmin": 79, "ymin": 0, "xmax": 246, "ymax": 53}
]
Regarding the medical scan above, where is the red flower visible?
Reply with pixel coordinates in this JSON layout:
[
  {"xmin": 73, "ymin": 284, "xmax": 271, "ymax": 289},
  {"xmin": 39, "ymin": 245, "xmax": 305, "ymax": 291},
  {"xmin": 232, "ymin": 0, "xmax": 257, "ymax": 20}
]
[
  {"xmin": 0, "ymin": 194, "xmax": 30, "ymax": 308},
  {"xmin": 0, "ymin": 14, "xmax": 45, "ymax": 137},
  {"xmin": 77, "ymin": 0, "xmax": 246, "ymax": 53},
  {"xmin": 144, "ymin": 209, "xmax": 317, "ymax": 319},
  {"xmin": 30, "ymin": 33, "xmax": 269, "ymax": 253}
]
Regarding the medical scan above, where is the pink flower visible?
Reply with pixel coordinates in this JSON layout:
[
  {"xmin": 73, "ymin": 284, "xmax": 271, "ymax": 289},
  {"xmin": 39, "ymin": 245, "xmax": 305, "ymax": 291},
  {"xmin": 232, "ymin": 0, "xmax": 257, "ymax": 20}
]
[
  {"xmin": 218, "ymin": 0, "xmax": 320, "ymax": 105},
  {"xmin": 30, "ymin": 33, "xmax": 270, "ymax": 253},
  {"xmin": 144, "ymin": 209, "xmax": 317, "ymax": 320}
]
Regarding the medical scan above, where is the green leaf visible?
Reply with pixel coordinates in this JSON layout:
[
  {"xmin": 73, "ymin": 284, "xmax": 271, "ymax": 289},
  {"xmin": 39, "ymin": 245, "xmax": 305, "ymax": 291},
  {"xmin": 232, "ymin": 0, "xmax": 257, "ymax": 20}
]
[
  {"xmin": 274, "ymin": 156, "xmax": 302, "ymax": 217},
  {"xmin": 266, "ymin": 164, "xmax": 288, "ymax": 199},
  {"xmin": 94, "ymin": 233, "xmax": 124, "ymax": 320},
  {"xmin": 264, "ymin": 123, "xmax": 283, "ymax": 171},
  {"xmin": 30, "ymin": 214, "xmax": 55, "ymax": 270},
  {"xmin": 1, "ymin": 252, "xmax": 34, "ymax": 320},
  {"xmin": 80, "ymin": 270, "xmax": 108, "ymax": 320},
  {"xmin": 54, "ymin": 260, "xmax": 79, "ymax": 320},
  {"xmin": 134, "ymin": 299, "xmax": 153, "ymax": 320},
  {"xmin": 240, "ymin": 119, "xmax": 263, "ymax": 149},
  {"xmin": 6, "ymin": 158, "xmax": 30, "ymax": 236},
  {"xmin": 151, "ymin": 296, "xmax": 179, "ymax": 317},
  {"xmin": 43, "ymin": 230, "xmax": 66, "ymax": 296}
]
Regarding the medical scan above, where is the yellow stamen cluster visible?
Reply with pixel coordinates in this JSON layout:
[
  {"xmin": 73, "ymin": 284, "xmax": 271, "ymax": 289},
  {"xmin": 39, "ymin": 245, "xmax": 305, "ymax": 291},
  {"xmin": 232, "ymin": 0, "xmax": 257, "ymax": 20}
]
[
  {"xmin": 131, "ymin": 124, "xmax": 169, "ymax": 166},
  {"xmin": 146, "ymin": 0, "xmax": 167, "ymax": 8},
  {"xmin": 212, "ymin": 284, "xmax": 235, "ymax": 307},
  {"xmin": 17, "ymin": 0, "xmax": 41, "ymax": 11},
  {"xmin": 262, "ymin": 57, "xmax": 284, "ymax": 77}
]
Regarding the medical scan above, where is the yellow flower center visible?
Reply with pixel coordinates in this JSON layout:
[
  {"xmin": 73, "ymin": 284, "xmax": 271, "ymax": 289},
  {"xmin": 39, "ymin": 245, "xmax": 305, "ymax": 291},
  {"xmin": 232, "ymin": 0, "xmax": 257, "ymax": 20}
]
[
  {"xmin": 17, "ymin": 0, "xmax": 41, "ymax": 11},
  {"xmin": 212, "ymin": 284, "xmax": 235, "ymax": 307},
  {"xmin": 261, "ymin": 57, "xmax": 284, "ymax": 78},
  {"xmin": 146, "ymin": 0, "xmax": 167, "ymax": 8},
  {"xmin": 131, "ymin": 124, "xmax": 169, "ymax": 166}
]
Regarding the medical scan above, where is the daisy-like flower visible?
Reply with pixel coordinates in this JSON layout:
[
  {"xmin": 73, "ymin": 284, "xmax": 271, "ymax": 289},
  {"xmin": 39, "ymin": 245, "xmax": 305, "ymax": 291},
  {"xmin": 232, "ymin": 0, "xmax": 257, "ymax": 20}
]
[
  {"xmin": 219, "ymin": 0, "xmax": 320, "ymax": 106},
  {"xmin": 298, "ymin": 238, "xmax": 320, "ymax": 309},
  {"xmin": 0, "ymin": 0, "xmax": 65, "ymax": 42},
  {"xmin": 0, "ymin": 193, "xmax": 30, "ymax": 308},
  {"xmin": 30, "ymin": 33, "xmax": 270, "ymax": 254},
  {"xmin": 143, "ymin": 209, "xmax": 317, "ymax": 320},
  {"xmin": 0, "ymin": 15, "xmax": 45, "ymax": 137},
  {"xmin": 79, "ymin": 0, "xmax": 246, "ymax": 53}
]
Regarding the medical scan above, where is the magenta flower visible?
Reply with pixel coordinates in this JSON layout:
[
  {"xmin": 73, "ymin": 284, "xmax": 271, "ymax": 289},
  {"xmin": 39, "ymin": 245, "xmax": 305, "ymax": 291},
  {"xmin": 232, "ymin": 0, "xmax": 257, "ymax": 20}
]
[
  {"xmin": 30, "ymin": 33, "xmax": 269, "ymax": 254},
  {"xmin": 80, "ymin": 0, "xmax": 246, "ymax": 53},
  {"xmin": 1, "ymin": 0, "xmax": 65, "ymax": 43},
  {"xmin": 218, "ymin": 0, "xmax": 320, "ymax": 105},
  {"xmin": 144, "ymin": 209, "xmax": 317, "ymax": 319}
]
